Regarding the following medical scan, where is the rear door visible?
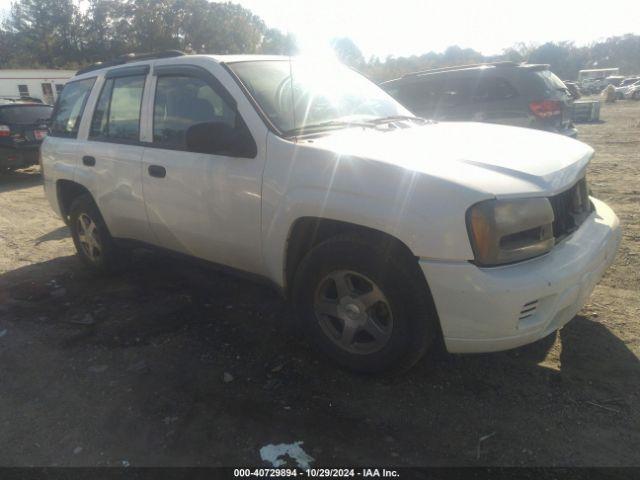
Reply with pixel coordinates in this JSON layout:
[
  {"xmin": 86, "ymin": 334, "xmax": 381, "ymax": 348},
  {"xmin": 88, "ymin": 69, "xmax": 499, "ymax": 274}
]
[{"xmin": 77, "ymin": 65, "xmax": 155, "ymax": 244}]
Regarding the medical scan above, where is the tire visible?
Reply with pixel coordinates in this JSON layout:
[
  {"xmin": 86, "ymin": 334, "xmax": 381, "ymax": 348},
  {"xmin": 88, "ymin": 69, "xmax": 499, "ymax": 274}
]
[
  {"xmin": 68, "ymin": 194, "xmax": 123, "ymax": 274},
  {"xmin": 291, "ymin": 233, "xmax": 439, "ymax": 374}
]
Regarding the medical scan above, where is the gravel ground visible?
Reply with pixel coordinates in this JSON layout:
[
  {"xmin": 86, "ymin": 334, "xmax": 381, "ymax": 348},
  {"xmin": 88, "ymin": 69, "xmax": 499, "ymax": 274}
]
[{"xmin": 0, "ymin": 100, "xmax": 638, "ymax": 467}]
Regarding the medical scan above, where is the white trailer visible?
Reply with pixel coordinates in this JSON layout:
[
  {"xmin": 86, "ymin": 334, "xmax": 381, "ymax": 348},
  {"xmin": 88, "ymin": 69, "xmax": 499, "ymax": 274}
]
[
  {"xmin": 0, "ymin": 69, "xmax": 76, "ymax": 105},
  {"xmin": 578, "ymin": 68, "xmax": 620, "ymax": 83}
]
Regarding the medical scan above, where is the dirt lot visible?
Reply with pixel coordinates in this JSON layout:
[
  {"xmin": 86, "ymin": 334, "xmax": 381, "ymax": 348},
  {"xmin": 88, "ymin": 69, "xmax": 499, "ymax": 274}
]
[{"xmin": 0, "ymin": 100, "xmax": 638, "ymax": 468}]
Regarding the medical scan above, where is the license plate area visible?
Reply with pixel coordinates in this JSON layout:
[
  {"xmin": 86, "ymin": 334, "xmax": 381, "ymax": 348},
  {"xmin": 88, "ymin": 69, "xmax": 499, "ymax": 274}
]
[{"xmin": 34, "ymin": 130, "xmax": 47, "ymax": 140}]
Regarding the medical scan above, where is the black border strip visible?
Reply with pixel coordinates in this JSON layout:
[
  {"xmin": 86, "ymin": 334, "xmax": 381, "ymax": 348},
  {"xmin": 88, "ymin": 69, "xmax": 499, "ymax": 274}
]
[{"xmin": 0, "ymin": 467, "xmax": 636, "ymax": 480}]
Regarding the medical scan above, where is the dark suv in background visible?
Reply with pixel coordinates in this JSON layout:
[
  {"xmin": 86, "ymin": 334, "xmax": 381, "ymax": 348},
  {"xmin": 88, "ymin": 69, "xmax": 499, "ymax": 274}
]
[
  {"xmin": 380, "ymin": 62, "xmax": 577, "ymax": 138},
  {"xmin": 0, "ymin": 98, "xmax": 53, "ymax": 171}
]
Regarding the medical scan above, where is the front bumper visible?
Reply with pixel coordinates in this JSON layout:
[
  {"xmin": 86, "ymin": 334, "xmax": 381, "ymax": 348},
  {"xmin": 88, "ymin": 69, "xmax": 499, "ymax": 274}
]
[{"xmin": 420, "ymin": 197, "xmax": 621, "ymax": 354}]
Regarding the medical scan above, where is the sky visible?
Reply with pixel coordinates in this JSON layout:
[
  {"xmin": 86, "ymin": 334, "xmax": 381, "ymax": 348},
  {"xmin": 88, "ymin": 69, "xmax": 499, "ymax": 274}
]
[
  {"xmin": 236, "ymin": 0, "xmax": 640, "ymax": 57},
  {"xmin": 1, "ymin": 0, "xmax": 639, "ymax": 58}
]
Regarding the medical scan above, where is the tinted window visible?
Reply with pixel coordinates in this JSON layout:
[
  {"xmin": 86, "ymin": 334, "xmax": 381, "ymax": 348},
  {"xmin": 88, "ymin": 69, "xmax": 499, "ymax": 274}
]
[
  {"xmin": 153, "ymin": 75, "xmax": 237, "ymax": 149},
  {"xmin": 90, "ymin": 75, "xmax": 145, "ymax": 142},
  {"xmin": 439, "ymin": 77, "xmax": 473, "ymax": 107},
  {"xmin": 0, "ymin": 105, "xmax": 53, "ymax": 124},
  {"xmin": 471, "ymin": 77, "xmax": 518, "ymax": 102},
  {"xmin": 386, "ymin": 79, "xmax": 443, "ymax": 112},
  {"xmin": 50, "ymin": 78, "xmax": 95, "ymax": 138},
  {"xmin": 388, "ymin": 77, "xmax": 475, "ymax": 111}
]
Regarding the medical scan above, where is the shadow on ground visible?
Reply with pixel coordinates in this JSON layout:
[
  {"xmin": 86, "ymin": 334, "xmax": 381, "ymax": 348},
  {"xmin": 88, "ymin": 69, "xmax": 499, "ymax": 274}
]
[
  {"xmin": 0, "ymin": 252, "xmax": 638, "ymax": 467},
  {"xmin": 0, "ymin": 168, "xmax": 42, "ymax": 193},
  {"xmin": 34, "ymin": 226, "xmax": 70, "ymax": 245}
]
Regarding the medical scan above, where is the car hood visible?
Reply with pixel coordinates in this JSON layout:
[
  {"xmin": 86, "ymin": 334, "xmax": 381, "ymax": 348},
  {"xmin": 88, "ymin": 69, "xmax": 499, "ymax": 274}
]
[{"xmin": 306, "ymin": 121, "xmax": 593, "ymax": 198}]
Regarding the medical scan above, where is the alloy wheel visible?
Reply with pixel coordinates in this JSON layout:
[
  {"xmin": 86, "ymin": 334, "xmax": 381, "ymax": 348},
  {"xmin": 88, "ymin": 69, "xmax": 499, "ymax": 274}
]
[
  {"xmin": 314, "ymin": 270, "xmax": 393, "ymax": 354},
  {"xmin": 76, "ymin": 213, "xmax": 102, "ymax": 263}
]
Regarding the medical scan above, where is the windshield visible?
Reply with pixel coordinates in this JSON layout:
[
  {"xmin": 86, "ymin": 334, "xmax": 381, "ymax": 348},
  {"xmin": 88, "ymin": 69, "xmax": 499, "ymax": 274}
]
[
  {"xmin": 0, "ymin": 105, "xmax": 53, "ymax": 124},
  {"xmin": 228, "ymin": 59, "xmax": 412, "ymax": 134}
]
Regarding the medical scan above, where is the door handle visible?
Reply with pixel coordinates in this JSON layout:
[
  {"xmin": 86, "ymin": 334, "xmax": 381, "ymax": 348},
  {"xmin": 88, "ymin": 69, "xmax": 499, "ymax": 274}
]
[
  {"xmin": 82, "ymin": 155, "xmax": 96, "ymax": 167},
  {"xmin": 148, "ymin": 165, "xmax": 166, "ymax": 178}
]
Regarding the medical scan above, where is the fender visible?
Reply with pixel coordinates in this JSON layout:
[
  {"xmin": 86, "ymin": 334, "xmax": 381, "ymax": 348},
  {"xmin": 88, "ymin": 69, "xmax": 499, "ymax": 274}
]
[{"xmin": 261, "ymin": 133, "xmax": 485, "ymax": 287}]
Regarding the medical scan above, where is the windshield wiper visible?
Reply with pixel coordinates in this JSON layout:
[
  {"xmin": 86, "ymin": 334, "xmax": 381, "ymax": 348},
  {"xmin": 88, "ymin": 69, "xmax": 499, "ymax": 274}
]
[
  {"xmin": 371, "ymin": 115, "xmax": 429, "ymax": 125},
  {"xmin": 283, "ymin": 120, "xmax": 377, "ymax": 137}
]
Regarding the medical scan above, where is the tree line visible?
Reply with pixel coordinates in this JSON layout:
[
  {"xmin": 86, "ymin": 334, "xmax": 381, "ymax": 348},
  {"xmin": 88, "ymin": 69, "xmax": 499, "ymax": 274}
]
[
  {"xmin": 1, "ymin": 0, "xmax": 639, "ymax": 83},
  {"xmin": 332, "ymin": 36, "xmax": 640, "ymax": 82},
  {"xmin": 0, "ymin": 0, "xmax": 296, "ymax": 68}
]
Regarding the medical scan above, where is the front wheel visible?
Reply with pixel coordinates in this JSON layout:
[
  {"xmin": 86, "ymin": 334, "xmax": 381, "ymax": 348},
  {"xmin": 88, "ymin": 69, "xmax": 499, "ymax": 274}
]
[{"xmin": 292, "ymin": 234, "xmax": 439, "ymax": 374}]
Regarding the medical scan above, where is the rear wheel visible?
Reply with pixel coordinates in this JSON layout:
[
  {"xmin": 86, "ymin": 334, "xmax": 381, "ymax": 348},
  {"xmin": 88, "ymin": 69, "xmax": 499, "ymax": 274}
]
[
  {"xmin": 292, "ymin": 233, "xmax": 438, "ymax": 374},
  {"xmin": 69, "ymin": 194, "xmax": 123, "ymax": 274}
]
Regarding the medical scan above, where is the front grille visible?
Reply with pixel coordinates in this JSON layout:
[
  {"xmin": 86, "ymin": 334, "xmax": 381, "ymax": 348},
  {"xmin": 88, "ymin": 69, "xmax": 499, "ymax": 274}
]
[{"xmin": 549, "ymin": 176, "xmax": 593, "ymax": 242}]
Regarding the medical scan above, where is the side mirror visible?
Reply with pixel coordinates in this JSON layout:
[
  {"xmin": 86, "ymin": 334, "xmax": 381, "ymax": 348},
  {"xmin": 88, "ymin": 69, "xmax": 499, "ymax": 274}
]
[{"xmin": 185, "ymin": 121, "xmax": 256, "ymax": 157}]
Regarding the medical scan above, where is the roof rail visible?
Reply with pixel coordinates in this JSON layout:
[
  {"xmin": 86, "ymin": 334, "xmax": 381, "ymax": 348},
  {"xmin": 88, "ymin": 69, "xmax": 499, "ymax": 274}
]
[
  {"xmin": 76, "ymin": 50, "xmax": 186, "ymax": 76},
  {"xmin": 401, "ymin": 61, "xmax": 521, "ymax": 78}
]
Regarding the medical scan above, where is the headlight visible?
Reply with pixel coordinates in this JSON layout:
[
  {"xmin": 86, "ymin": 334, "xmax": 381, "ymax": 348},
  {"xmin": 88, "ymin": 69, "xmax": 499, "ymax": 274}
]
[{"xmin": 466, "ymin": 197, "xmax": 555, "ymax": 266}]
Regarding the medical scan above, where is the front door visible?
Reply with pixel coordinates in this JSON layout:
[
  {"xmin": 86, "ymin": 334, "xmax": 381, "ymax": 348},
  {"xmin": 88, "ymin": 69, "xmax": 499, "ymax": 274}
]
[{"xmin": 141, "ymin": 67, "xmax": 264, "ymax": 274}]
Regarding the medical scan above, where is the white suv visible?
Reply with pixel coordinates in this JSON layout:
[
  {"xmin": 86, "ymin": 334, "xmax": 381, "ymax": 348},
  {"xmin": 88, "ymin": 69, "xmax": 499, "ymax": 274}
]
[{"xmin": 41, "ymin": 52, "xmax": 621, "ymax": 373}]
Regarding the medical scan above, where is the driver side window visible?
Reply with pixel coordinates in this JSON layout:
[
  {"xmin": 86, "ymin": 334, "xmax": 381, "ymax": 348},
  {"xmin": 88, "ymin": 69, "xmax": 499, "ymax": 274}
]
[{"xmin": 153, "ymin": 75, "xmax": 237, "ymax": 150}]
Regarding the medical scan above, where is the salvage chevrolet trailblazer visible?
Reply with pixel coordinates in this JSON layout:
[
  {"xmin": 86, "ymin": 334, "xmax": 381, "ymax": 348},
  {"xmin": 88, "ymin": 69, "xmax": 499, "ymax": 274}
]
[{"xmin": 41, "ymin": 52, "xmax": 621, "ymax": 373}]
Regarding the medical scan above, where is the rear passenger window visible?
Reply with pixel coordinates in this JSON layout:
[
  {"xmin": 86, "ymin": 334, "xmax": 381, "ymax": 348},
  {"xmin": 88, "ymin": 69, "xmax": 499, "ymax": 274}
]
[
  {"xmin": 153, "ymin": 75, "xmax": 237, "ymax": 150},
  {"xmin": 388, "ymin": 80, "xmax": 442, "ymax": 113},
  {"xmin": 50, "ymin": 78, "xmax": 95, "ymax": 138},
  {"xmin": 472, "ymin": 77, "xmax": 518, "ymax": 102},
  {"xmin": 90, "ymin": 75, "xmax": 145, "ymax": 142},
  {"xmin": 439, "ymin": 78, "xmax": 473, "ymax": 107}
]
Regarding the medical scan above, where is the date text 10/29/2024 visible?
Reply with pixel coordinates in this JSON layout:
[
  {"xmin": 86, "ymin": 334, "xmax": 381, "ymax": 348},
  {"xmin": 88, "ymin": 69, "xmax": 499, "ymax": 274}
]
[{"xmin": 234, "ymin": 468, "xmax": 400, "ymax": 477}]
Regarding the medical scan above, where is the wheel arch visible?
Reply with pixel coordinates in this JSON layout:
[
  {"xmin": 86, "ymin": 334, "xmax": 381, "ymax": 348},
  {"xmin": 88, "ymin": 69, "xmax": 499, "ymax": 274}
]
[
  {"xmin": 56, "ymin": 180, "xmax": 94, "ymax": 225},
  {"xmin": 284, "ymin": 217, "xmax": 425, "ymax": 298}
]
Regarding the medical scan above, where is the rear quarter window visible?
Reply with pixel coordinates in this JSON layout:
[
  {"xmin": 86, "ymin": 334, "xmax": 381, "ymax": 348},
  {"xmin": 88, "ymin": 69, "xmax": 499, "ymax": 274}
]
[
  {"xmin": 50, "ymin": 77, "xmax": 96, "ymax": 138},
  {"xmin": 534, "ymin": 70, "xmax": 568, "ymax": 95}
]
